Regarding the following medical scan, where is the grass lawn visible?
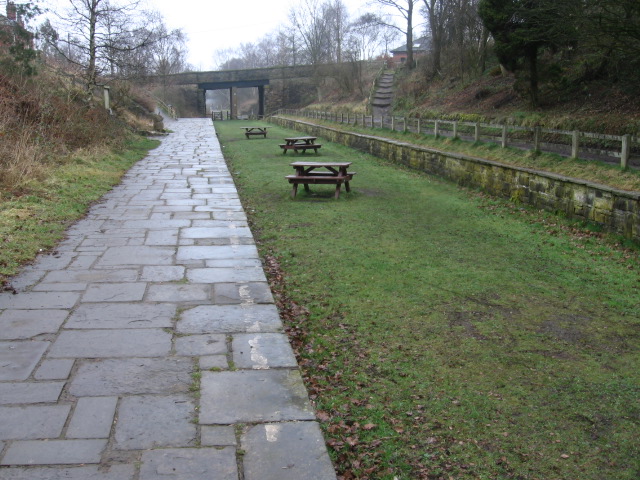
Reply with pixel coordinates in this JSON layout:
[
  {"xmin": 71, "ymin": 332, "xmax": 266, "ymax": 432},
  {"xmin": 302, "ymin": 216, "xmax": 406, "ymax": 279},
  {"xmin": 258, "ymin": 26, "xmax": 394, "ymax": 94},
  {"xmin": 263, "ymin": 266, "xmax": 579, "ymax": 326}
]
[{"xmin": 215, "ymin": 120, "xmax": 639, "ymax": 480}]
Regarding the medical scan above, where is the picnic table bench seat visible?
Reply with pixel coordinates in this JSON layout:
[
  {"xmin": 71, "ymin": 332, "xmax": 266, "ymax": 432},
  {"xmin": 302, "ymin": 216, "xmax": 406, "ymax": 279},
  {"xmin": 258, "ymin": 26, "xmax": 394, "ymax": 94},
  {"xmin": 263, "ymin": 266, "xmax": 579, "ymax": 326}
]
[
  {"xmin": 279, "ymin": 143, "xmax": 322, "ymax": 154},
  {"xmin": 285, "ymin": 171, "xmax": 356, "ymax": 199}
]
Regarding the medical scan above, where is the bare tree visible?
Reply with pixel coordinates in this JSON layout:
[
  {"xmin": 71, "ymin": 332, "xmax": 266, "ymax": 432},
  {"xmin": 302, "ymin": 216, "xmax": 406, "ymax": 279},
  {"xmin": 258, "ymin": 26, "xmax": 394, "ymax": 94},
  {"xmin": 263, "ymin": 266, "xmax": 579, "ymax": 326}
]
[
  {"xmin": 422, "ymin": 0, "xmax": 447, "ymax": 75},
  {"xmin": 46, "ymin": 0, "xmax": 165, "ymax": 95},
  {"xmin": 373, "ymin": 0, "xmax": 418, "ymax": 68},
  {"xmin": 289, "ymin": 0, "xmax": 334, "ymax": 65}
]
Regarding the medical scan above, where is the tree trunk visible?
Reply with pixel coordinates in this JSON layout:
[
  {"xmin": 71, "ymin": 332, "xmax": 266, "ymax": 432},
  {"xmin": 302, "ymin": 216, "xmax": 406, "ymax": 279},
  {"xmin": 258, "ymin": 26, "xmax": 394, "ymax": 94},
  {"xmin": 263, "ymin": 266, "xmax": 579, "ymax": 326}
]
[
  {"xmin": 527, "ymin": 47, "xmax": 539, "ymax": 107},
  {"xmin": 406, "ymin": 3, "xmax": 414, "ymax": 69}
]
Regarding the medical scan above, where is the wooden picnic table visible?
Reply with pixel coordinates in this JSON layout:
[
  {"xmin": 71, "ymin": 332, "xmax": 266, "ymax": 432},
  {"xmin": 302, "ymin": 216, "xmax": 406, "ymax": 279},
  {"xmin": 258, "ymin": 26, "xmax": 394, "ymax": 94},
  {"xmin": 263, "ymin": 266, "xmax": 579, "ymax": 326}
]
[
  {"xmin": 241, "ymin": 126, "xmax": 268, "ymax": 139},
  {"xmin": 280, "ymin": 136, "xmax": 322, "ymax": 154},
  {"xmin": 285, "ymin": 161, "xmax": 355, "ymax": 199}
]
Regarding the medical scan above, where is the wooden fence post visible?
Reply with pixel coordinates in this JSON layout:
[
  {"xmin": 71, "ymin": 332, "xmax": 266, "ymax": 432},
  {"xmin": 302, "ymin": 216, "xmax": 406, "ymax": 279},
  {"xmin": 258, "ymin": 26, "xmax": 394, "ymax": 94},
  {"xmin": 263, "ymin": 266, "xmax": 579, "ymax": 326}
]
[
  {"xmin": 417, "ymin": 118, "xmax": 421, "ymax": 134},
  {"xmin": 534, "ymin": 126, "xmax": 541, "ymax": 152},
  {"xmin": 434, "ymin": 120, "xmax": 439, "ymax": 137},
  {"xmin": 453, "ymin": 121, "xmax": 458, "ymax": 139},
  {"xmin": 621, "ymin": 134, "xmax": 630, "ymax": 170},
  {"xmin": 403, "ymin": 117, "xmax": 407, "ymax": 133},
  {"xmin": 501, "ymin": 125, "xmax": 508, "ymax": 148},
  {"xmin": 571, "ymin": 130, "xmax": 579, "ymax": 158},
  {"xmin": 391, "ymin": 116, "xmax": 395, "ymax": 131}
]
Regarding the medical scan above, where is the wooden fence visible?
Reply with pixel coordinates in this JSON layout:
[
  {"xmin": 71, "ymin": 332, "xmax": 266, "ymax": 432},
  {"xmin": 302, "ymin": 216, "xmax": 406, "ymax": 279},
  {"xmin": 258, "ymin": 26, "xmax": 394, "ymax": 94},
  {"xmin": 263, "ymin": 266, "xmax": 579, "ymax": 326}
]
[{"xmin": 276, "ymin": 109, "xmax": 639, "ymax": 170}]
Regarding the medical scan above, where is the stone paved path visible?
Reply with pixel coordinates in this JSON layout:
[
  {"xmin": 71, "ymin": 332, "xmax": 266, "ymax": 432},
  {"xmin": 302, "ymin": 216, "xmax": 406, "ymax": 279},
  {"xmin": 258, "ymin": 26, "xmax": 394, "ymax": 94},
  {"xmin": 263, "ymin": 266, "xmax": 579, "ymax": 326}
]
[{"xmin": 0, "ymin": 119, "xmax": 337, "ymax": 479}]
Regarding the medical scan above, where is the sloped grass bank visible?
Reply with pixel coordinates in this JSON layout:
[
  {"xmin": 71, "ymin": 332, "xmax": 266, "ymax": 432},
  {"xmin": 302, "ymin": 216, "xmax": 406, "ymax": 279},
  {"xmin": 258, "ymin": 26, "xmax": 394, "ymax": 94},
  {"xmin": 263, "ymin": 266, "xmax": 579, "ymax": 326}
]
[
  {"xmin": 0, "ymin": 137, "xmax": 159, "ymax": 286},
  {"xmin": 216, "ymin": 120, "xmax": 639, "ymax": 480}
]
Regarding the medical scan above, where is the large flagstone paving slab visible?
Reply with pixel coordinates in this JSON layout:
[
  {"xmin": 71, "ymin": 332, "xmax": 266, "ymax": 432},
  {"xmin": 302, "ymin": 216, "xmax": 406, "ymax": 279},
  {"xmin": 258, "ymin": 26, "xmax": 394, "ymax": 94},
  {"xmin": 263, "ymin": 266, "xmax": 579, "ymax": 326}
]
[
  {"xmin": 48, "ymin": 329, "xmax": 171, "ymax": 358},
  {"xmin": 70, "ymin": 357, "xmax": 193, "ymax": 396},
  {"xmin": 242, "ymin": 422, "xmax": 337, "ymax": 480},
  {"xmin": 65, "ymin": 303, "xmax": 176, "ymax": 329},
  {"xmin": 0, "ymin": 382, "xmax": 65, "ymax": 405},
  {"xmin": 231, "ymin": 333, "xmax": 298, "ymax": 370},
  {"xmin": 176, "ymin": 245, "xmax": 258, "ymax": 261},
  {"xmin": 0, "ymin": 341, "xmax": 49, "ymax": 380},
  {"xmin": 0, "ymin": 465, "xmax": 135, "ymax": 479},
  {"xmin": 199, "ymin": 370, "xmax": 315, "ymax": 424},
  {"xmin": 0, "ymin": 310, "xmax": 68, "ymax": 339},
  {"xmin": 177, "ymin": 304, "xmax": 282, "ymax": 334},
  {"xmin": 0, "ymin": 405, "xmax": 71, "ymax": 440},
  {"xmin": 114, "ymin": 394, "xmax": 196, "ymax": 450},
  {"xmin": 139, "ymin": 447, "xmax": 238, "ymax": 480},
  {"xmin": 1, "ymin": 439, "xmax": 107, "ymax": 465},
  {"xmin": 97, "ymin": 246, "xmax": 175, "ymax": 266},
  {"xmin": 0, "ymin": 292, "xmax": 79, "ymax": 310}
]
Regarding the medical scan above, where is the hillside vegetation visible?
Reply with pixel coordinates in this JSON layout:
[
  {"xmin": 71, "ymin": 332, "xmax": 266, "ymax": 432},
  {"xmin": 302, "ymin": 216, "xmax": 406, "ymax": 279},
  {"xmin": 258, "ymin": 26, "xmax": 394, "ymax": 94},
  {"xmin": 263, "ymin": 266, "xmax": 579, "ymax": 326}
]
[{"xmin": 0, "ymin": 68, "xmax": 161, "ymax": 285}]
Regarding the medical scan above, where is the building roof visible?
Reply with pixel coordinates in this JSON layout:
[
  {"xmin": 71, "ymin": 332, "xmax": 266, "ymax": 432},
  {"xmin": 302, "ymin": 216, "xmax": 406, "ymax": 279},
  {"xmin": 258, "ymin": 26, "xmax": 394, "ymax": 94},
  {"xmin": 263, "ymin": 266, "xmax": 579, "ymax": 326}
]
[{"xmin": 390, "ymin": 36, "xmax": 430, "ymax": 55}]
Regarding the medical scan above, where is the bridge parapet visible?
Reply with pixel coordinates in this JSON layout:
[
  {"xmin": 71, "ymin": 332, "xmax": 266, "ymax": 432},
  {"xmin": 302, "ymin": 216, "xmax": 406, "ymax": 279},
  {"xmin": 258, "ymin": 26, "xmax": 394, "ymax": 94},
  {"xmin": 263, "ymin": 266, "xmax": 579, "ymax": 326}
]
[{"xmin": 154, "ymin": 62, "xmax": 358, "ymax": 86}]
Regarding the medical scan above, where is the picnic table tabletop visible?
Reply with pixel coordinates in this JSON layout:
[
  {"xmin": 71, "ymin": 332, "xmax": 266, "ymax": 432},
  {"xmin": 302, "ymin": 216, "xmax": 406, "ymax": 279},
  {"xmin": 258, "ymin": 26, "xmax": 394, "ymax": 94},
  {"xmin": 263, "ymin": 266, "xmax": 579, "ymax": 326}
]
[{"xmin": 284, "ymin": 136, "xmax": 317, "ymax": 143}]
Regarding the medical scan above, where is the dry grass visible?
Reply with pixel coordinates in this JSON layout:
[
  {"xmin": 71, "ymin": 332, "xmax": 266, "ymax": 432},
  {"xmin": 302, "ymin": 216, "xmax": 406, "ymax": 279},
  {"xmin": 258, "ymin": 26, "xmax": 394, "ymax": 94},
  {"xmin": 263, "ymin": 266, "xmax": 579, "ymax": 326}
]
[{"xmin": 0, "ymin": 71, "xmax": 135, "ymax": 192}]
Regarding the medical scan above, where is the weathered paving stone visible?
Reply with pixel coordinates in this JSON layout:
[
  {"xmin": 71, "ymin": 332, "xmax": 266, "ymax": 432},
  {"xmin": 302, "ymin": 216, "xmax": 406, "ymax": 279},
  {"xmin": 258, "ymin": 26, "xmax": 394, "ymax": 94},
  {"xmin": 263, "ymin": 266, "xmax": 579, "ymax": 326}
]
[
  {"xmin": 67, "ymin": 396, "xmax": 118, "ymax": 439},
  {"xmin": 146, "ymin": 230, "xmax": 179, "ymax": 246},
  {"xmin": 141, "ymin": 266, "xmax": 185, "ymax": 282},
  {"xmin": 199, "ymin": 355, "xmax": 228, "ymax": 370},
  {"xmin": 31, "ymin": 282, "xmax": 88, "ymax": 292},
  {"xmin": 177, "ymin": 305, "xmax": 282, "ymax": 334},
  {"xmin": 42, "ymin": 269, "xmax": 139, "ymax": 283},
  {"xmin": 0, "ymin": 465, "xmax": 135, "ymax": 479},
  {"xmin": 0, "ymin": 310, "xmax": 68, "ymax": 340},
  {"xmin": 0, "ymin": 292, "xmax": 79, "ymax": 310},
  {"xmin": 35, "ymin": 359, "xmax": 75, "ymax": 380},
  {"xmin": 176, "ymin": 245, "xmax": 258, "ymax": 261},
  {"xmin": 212, "ymin": 282, "xmax": 274, "ymax": 304},
  {"xmin": 1, "ymin": 439, "xmax": 107, "ymax": 465},
  {"xmin": 231, "ymin": 334, "xmax": 298, "ymax": 370},
  {"xmin": 242, "ymin": 422, "xmax": 337, "ymax": 480},
  {"xmin": 0, "ymin": 405, "xmax": 71, "ymax": 440},
  {"xmin": 139, "ymin": 447, "xmax": 238, "ymax": 480},
  {"xmin": 70, "ymin": 357, "xmax": 192, "ymax": 396},
  {"xmin": 175, "ymin": 334, "xmax": 227, "ymax": 356},
  {"xmin": 97, "ymin": 246, "xmax": 175, "ymax": 266},
  {"xmin": 145, "ymin": 284, "xmax": 211, "ymax": 302},
  {"xmin": 27, "ymin": 253, "xmax": 75, "ymax": 271},
  {"xmin": 186, "ymin": 267, "xmax": 267, "ymax": 283},
  {"xmin": 120, "ymin": 219, "xmax": 191, "ymax": 230},
  {"xmin": 0, "ymin": 382, "xmax": 64, "ymax": 405},
  {"xmin": 114, "ymin": 394, "xmax": 196, "ymax": 450},
  {"xmin": 65, "ymin": 303, "xmax": 176, "ymax": 329},
  {"xmin": 67, "ymin": 255, "xmax": 100, "ymax": 270},
  {"xmin": 206, "ymin": 258, "xmax": 263, "ymax": 268},
  {"xmin": 48, "ymin": 329, "xmax": 171, "ymax": 358},
  {"xmin": 81, "ymin": 283, "xmax": 147, "ymax": 302},
  {"xmin": 199, "ymin": 370, "xmax": 315, "ymax": 424},
  {"xmin": 201, "ymin": 426, "xmax": 237, "ymax": 446},
  {"xmin": 0, "ymin": 341, "xmax": 49, "ymax": 380},
  {"xmin": 181, "ymin": 226, "xmax": 253, "ymax": 238}
]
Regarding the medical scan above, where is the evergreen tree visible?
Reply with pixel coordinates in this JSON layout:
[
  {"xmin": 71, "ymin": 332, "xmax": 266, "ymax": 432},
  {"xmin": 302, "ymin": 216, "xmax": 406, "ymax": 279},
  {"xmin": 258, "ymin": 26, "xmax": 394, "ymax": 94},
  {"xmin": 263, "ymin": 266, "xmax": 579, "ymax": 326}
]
[{"xmin": 478, "ymin": 0, "xmax": 578, "ymax": 106}]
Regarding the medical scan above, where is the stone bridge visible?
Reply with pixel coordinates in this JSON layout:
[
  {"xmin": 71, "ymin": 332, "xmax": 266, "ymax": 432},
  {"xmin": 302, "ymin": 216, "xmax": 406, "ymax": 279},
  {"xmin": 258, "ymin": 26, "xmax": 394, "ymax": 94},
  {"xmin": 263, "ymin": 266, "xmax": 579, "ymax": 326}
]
[{"xmin": 152, "ymin": 63, "xmax": 357, "ymax": 118}]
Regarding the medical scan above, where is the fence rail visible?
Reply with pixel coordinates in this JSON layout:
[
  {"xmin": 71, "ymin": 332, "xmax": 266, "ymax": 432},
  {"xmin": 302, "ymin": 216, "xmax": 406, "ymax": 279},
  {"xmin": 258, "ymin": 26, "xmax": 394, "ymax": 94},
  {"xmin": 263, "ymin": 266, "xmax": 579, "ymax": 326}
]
[{"xmin": 275, "ymin": 109, "xmax": 639, "ymax": 170}]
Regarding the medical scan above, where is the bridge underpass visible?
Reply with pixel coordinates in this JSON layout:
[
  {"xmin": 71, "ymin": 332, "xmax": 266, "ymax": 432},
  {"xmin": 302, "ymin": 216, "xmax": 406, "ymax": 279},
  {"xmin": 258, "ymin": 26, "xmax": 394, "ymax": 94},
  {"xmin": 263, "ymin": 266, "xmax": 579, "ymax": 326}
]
[
  {"xmin": 153, "ymin": 63, "xmax": 363, "ymax": 118},
  {"xmin": 197, "ymin": 80, "xmax": 268, "ymax": 119}
]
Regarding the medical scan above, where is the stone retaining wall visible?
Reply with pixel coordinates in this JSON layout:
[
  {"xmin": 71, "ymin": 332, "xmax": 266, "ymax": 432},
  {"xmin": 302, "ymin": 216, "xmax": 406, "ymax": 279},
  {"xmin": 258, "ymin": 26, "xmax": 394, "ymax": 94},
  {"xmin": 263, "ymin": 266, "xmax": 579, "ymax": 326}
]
[{"xmin": 270, "ymin": 116, "xmax": 640, "ymax": 241}]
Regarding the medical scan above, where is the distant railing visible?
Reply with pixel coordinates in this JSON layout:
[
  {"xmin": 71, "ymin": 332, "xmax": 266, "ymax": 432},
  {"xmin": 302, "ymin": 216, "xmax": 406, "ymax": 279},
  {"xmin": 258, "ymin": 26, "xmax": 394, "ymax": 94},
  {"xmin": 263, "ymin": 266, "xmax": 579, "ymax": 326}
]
[{"xmin": 275, "ymin": 109, "xmax": 639, "ymax": 170}]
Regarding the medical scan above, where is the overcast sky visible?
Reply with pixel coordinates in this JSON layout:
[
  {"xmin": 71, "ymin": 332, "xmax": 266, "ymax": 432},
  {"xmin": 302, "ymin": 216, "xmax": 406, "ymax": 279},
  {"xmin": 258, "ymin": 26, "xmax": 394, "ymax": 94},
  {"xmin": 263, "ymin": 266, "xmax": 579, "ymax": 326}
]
[
  {"xmin": 37, "ymin": 0, "xmax": 400, "ymax": 71},
  {"xmin": 148, "ymin": 0, "xmax": 383, "ymax": 70}
]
